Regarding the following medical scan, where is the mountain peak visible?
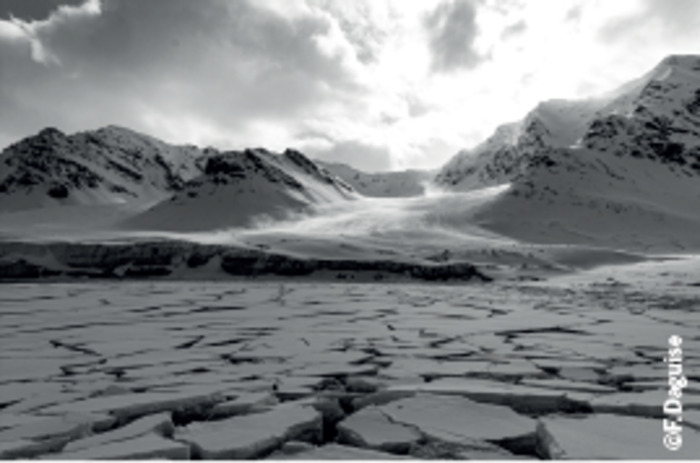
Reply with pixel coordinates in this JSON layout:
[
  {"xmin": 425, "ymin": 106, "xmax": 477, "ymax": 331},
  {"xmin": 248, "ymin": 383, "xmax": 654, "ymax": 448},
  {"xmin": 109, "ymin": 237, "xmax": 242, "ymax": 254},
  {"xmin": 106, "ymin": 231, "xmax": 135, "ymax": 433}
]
[
  {"xmin": 0, "ymin": 125, "xmax": 209, "ymax": 212},
  {"xmin": 36, "ymin": 127, "xmax": 66, "ymax": 140},
  {"xmin": 434, "ymin": 52, "xmax": 700, "ymax": 251},
  {"xmin": 97, "ymin": 124, "xmax": 138, "ymax": 135},
  {"xmin": 658, "ymin": 54, "xmax": 700, "ymax": 70},
  {"xmin": 88, "ymin": 125, "xmax": 162, "ymax": 144}
]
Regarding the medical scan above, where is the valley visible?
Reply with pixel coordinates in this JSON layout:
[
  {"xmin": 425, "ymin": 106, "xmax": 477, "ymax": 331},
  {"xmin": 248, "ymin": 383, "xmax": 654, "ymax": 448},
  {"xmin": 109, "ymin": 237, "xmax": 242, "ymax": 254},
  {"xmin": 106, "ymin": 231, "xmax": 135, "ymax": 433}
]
[{"xmin": 0, "ymin": 55, "xmax": 699, "ymax": 460}]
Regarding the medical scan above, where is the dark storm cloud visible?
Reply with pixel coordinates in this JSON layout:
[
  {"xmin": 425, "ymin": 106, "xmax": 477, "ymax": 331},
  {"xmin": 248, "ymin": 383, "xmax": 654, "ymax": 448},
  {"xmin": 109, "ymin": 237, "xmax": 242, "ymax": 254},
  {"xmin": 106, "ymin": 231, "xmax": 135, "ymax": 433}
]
[
  {"xmin": 598, "ymin": 0, "xmax": 700, "ymax": 42},
  {"xmin": 424, "ymin": 0, "xmax": 484, "ymax": 72},
  {"xmin": 0, "ymin": 0, "xmax": 84, "ymax": 20},
  {"xmin": 0, "ymin": 0, "xmax": 366, "ymax": 150}
]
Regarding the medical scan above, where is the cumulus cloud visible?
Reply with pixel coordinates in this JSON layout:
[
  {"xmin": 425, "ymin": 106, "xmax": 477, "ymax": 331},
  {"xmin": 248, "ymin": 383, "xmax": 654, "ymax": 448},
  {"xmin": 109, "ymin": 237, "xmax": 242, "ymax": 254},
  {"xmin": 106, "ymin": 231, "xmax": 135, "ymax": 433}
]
[
  {"xmin": 424, "ymin": 0, "xmax": 485, "ymax": 72},
  {"xmin": 0, "ymin": 0, "xmax": 442, "ymax": 171},
  {"xmin": 500, "ymin": 20, "xmax": 526, "ymax": 40},
  {"xmin": 0, "ymin": 16, "xmax": 23, "ymax": 40},
  {"xmin": 308, "ymin": 0, "xmax": 389, "ymax": 64},
  {"xmin": 0, "ymin": 0, "xmax": 100, "ymax": 65},
  {"xmin": 0, "ymin": 0, "xmax": 368, "ymax": 151},
  {"xmin": 598, "ymin": 0, "xmax": 700, "ymax": 43},
  {"xmin": 565, "ymin": 4, "xmax": 583, "ymax": 23},
  {"xmin": 0, "ymin": 0, "xmax": 698, "ymax": 171}
]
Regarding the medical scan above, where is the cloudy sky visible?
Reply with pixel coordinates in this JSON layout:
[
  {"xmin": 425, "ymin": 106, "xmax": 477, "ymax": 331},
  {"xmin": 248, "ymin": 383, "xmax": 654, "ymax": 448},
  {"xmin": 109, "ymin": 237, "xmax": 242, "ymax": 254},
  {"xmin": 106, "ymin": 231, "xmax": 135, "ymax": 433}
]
[{"xmin": 0, "ymin": 0, "xmax": 698, "ymax": 171}]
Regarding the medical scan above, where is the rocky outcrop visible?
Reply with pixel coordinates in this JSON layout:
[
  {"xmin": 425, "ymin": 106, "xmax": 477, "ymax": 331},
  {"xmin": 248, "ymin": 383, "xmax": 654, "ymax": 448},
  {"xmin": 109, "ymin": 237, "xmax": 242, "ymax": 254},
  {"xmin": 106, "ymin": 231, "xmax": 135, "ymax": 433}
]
[
  {"xmin": 0, "ymin": 126, "xmax": 359, "ymax": 234},
  {"xmin": 0, "ymin": 239, "xmax": 491, "ymax": 282},
  {"xmin": 0, "ymin": 126, "xmax": 207, "ymax": 211},
  {"xmin": 121, "ymin": 148, "xmax": 357, "ymax": 232}
]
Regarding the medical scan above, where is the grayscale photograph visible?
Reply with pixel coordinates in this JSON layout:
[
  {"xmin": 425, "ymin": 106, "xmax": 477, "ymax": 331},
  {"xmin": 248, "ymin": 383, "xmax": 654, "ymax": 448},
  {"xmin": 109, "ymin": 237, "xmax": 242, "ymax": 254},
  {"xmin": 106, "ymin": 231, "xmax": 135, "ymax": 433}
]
[{"xmin": 0, "ymin": 0, "xmax": 698, "ymax": 460}]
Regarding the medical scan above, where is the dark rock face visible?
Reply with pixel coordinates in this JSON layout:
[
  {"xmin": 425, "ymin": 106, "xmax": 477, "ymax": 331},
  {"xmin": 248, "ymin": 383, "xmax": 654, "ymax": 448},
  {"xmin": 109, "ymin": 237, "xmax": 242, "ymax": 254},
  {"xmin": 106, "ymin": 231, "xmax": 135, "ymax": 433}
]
[
  {"xmin": 0, "ymin": 125, "xmax": 359, "ymax": 231},
  {"xmin": 0, "ymin": 259, "xmax": 59, "ymax": 278},
  {"xmin": 433, "ymin": 117, "xmax": 565, "ymax": 190},
  {"xmin": 0, "ymin": 126, "xmax": 207, "ymax": 209},
  {"xmin": 47, "ymin": 183, "xmax": 70, "ymax": 199},
  {"xmin": 36, "ymin": 127, "xmax": 66, "ymax": 140},
  {"xmin": 582, "ymin": 111, "xmax": 697, "ymax": 169},
  {"xmin": 0, "ymin": 240, "xmax": 490, "ymax": 282},
  {"xmin": 219, "ymin": 253, "xmax": 490, "ymax": 282},
  {"xmin": 203, "ymin": 156, "xmax": 247, "ymax": 177},
  {"xmin": 201, "ymin": 150, "xmax": 305, "ymax": 190},
  {"xmin": 284, "ymin": 149, "xmax": 354, "ymax": 192}
]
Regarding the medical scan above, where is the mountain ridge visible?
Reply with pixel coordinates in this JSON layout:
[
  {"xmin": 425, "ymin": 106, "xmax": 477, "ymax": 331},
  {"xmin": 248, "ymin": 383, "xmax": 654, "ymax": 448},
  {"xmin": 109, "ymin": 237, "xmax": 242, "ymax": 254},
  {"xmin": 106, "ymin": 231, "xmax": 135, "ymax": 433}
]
[
  {"xmin": 435, "ymin": 54, "xmax": 700, "ymax": 251},
  {"xmin": 1, "ymin": 54, "xmax": 699, "ymax": 252},
  {"xmin": 122, "ymin": 148, "xmax": 358, "ymax": 232},
  {"xmin": 0, "ymin": 125, "xmax": 208, "ymax": 212}
]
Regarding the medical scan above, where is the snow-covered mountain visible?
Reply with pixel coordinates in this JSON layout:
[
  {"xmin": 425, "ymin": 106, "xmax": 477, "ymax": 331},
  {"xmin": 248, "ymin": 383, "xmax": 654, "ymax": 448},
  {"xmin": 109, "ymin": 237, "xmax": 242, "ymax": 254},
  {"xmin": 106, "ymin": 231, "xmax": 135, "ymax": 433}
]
[
  {"xmin": 435, "ymin": 97, "xmax": 608, "ymax": 190},
  {"xmin": 318, "ymin": 161, "xmax": 434, "ymax": 197},
  {"xmin": 3, "ymin": 54, "xmax": 699, "ymax": 253},
  {"xmin": 435, "ymin": 55, "xmax": 700, "ymax": 251},
  {"xmin": 0, "ymin": 126, "xmax": 360, "ymax": 234},
  {"xmin": 123, "ymin": 148, "xmax": 357, "ymax": 231},
  {"xmin": 0, "ymin": 126, "xmax": 207, "ymax": 212}
]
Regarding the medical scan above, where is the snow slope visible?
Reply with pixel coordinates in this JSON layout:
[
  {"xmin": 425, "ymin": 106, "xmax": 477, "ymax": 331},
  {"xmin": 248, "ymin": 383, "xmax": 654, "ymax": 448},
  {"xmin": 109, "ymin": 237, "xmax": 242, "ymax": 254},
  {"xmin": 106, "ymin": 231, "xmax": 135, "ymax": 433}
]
[
  {"xmin": 0, "ymin": 128, "xmax": 359, "ymax": 236},
  {"xmin": 0, "ymin": 126, "xmax": 207, "ymax": 212},
  {"xmin": 122, "ymin": 149, "xmax": 357, "ymax": 232},
  {"xmin": 435, "ymin": 98, "xmax": 606, "ymax": 191},
  {"xmin": 435, "ymin": 55, "xmax": 700, "ymax": 252},
  {"xmin": 318, "ymin": 161, "xmax": 434, "ymax": 197}
]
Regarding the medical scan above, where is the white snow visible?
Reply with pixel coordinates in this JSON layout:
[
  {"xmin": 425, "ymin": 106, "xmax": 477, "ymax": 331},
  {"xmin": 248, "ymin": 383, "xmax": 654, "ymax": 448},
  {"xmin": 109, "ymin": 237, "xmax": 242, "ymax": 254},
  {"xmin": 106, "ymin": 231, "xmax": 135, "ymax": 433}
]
[
  {"xmin": 591, "ymin": 390, "xmax": 700, "ymax": 418},
  {"xmin": 537, "ymin": 414, "xmax": 700, "ymax": 459},
  {"xmin": 378, "ymin": 393, "xmax": 537, "ymax": 443},
  {"xmin": 318, "ymin": 161, "xmax": 434, "ymax": 197},
  {"xmin": 62, "ymin": 412, "xmax": 174, "ymax": 452},
  {"xmin": 0, "ymin": 256, "xmax": 697, "ymax": 459},
  {"xmin": 0, "ymin": 413, "xmax": 115, "ymax": 442},
  {"xmin": 174, "ymin": 403, "xmax": 321, "ymax": 459},
  {"xmin": 276, "ymin": 443, "xmax": 409, "ymax": 459},
  {"xmin": 53, "ymin": 433, "xmax": 190, "ymax": 460},
  {"xmin": 37, "ymin": 389, "xmax": 225, "ymax": 420},
  {"xmin": 336, "ymin": 406, "xmax": 421, "ymax": 452},
  {"xmin": 435, "ymin": 55, "xmax": 700, "ymax": 253},
  {"xmin": 209, "ymin": 392, "xmax": 278, "ymax": 418},
  {"xmin": 122, "ymin": 149, "xmax": 357, "ymax": 232}
]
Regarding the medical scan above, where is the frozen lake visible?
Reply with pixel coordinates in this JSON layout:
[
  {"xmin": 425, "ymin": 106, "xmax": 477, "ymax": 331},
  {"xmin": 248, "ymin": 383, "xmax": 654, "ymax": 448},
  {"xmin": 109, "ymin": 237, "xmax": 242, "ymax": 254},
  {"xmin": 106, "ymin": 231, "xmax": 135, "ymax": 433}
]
[{"xmin": 1, "ymin": 259, "xmax": 699, "ymax": 459}]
